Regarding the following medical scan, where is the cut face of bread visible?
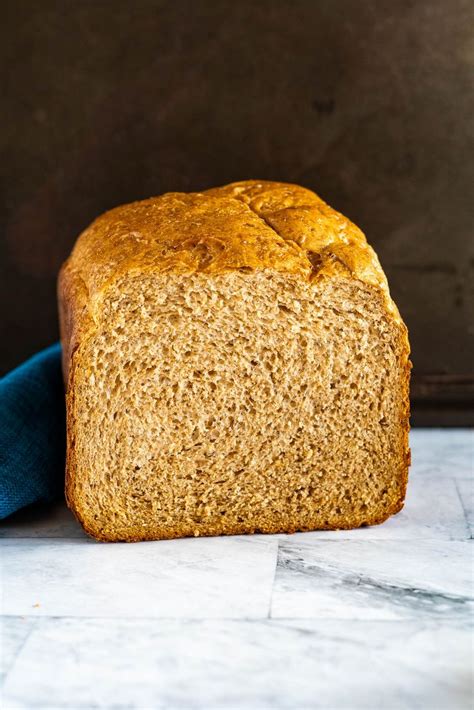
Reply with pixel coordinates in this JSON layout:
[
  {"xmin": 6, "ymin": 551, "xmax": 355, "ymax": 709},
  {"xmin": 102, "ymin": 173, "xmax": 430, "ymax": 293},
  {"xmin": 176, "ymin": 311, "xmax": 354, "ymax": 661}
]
[
  {"xmin": 60, "ymin": 180, "xmax": 410, "ymax": 541},
  {"xmin": 68, "ymin": 270, "xmax": 409, "ymax": 541}
]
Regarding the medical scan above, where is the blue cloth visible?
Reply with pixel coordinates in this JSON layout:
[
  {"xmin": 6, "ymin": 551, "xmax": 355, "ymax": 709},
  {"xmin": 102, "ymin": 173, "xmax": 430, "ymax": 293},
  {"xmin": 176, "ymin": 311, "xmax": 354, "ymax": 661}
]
[{"xmin": 0, "ymin": 344, "xmax": 66, "ymax": 519}]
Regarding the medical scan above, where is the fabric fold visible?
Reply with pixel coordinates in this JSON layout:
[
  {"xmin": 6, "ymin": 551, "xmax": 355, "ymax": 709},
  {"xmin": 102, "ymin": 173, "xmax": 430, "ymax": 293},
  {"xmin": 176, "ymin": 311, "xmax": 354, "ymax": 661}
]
[{"xmin": 0, "ymin": 344, "xmax": 65, "ymax": 519}]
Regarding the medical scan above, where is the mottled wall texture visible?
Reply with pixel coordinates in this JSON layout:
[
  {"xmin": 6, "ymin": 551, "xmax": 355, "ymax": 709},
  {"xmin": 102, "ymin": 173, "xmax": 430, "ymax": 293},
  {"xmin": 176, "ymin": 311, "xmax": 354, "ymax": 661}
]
[{"xmin": 1, "ymin": 0, "xmax": 473, "ymax": 424}]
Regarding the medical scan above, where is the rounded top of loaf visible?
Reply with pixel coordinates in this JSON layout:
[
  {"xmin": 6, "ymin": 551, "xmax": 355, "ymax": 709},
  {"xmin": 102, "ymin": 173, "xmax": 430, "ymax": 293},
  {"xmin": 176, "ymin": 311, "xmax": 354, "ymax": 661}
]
[{"xmin": 61, "ymin": 180, "xmax": 394, "ymax": 310}]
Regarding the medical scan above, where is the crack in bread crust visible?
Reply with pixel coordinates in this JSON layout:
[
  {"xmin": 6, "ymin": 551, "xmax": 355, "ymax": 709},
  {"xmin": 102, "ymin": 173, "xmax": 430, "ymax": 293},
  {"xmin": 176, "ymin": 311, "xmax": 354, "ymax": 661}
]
[{"xmin": 60, "ymin": 180, "xmax": 400, "ymax": 320}]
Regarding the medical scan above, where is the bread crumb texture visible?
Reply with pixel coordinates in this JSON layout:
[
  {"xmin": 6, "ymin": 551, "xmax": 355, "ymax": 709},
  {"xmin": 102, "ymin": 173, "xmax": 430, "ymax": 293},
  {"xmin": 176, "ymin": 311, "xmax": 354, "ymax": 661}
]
[{"xmin": 59, "ymin": 180, "xmax": 410, "ymax": 542}]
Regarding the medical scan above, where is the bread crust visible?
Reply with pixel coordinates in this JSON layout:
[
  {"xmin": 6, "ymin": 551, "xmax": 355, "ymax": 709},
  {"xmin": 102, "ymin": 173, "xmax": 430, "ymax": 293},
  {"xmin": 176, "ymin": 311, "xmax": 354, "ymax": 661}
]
[{"xmin": 58, "ymin": 180, "xmax": 410, "ymax": 541}]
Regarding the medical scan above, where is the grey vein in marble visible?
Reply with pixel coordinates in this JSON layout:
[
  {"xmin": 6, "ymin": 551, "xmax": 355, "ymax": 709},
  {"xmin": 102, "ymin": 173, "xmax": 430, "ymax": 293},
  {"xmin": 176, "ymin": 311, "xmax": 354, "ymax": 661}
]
[{"xmin": 271, "ymin": 539, "xmax": 473, "ymax": 620}]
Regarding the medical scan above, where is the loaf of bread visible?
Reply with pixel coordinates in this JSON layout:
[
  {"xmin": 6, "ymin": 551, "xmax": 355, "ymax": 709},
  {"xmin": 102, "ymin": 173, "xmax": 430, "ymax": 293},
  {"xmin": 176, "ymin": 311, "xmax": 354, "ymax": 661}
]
[{"xmin": 58, "ymin": 180, "xmax": 410, "ymax": 542}]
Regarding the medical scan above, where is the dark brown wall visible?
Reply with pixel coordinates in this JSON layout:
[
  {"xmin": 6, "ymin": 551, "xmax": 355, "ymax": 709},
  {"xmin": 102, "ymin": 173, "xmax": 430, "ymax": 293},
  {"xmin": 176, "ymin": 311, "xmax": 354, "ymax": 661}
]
[{"xmin": 1, "ymin": 0, "xmax": 473, "ymax": 424}]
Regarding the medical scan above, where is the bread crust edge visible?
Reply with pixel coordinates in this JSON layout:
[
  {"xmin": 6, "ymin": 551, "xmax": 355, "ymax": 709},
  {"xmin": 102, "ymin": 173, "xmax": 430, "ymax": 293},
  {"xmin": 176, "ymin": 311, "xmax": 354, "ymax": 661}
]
[{"xmin": 58, "ymin": 180, "xmax": 411, "ymax": 542}]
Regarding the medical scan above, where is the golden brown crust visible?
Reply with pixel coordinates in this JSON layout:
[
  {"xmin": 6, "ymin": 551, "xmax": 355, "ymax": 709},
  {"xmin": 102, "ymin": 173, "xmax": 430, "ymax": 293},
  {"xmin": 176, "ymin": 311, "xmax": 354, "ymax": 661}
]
[
  {"xmin": 58, "ymin": 180, "xmax": 411, "ymax": 542},
  {"xmin": 60, "ymin": 180, "xmax": 400, "ymax": 319}
]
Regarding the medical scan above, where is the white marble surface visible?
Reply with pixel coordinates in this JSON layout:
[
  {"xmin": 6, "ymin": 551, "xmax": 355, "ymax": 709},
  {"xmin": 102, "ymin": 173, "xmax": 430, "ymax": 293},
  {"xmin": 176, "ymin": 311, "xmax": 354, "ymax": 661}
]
[
  {"xmin": 1, "ymin": 536, "xmax": 277, "ymax": 618},
  {"xmin": 0, "ymin": 428, "xmax": 473, "ymax": 709}
]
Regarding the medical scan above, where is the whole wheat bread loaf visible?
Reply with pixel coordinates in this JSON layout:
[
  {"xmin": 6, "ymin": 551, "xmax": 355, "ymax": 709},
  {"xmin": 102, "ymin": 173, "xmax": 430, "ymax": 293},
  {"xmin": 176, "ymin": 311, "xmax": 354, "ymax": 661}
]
[{"xmin": 58, "ymin": 180, "xmax": 410, "ymax": 542}]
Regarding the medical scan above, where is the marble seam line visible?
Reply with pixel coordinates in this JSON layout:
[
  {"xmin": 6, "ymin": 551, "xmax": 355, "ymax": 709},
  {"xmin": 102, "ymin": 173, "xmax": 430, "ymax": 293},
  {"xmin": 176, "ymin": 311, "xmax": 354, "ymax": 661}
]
[
  {"xmin": 2, "ymin": 614, "xmax": 473, "ymax": 624},
  {"xmin": 265, "ymin": 539, "xmax": 280, "ymax": 619},
  {"xmin": 1, "ymin": 528, "xmax": 472, "ymax": 541},
  {"xmin": 2, "ymin": 615, "xmax": 471, "ymax": 626},
  {"xmin": 0, "ymin": 617, "xmax": 39, "ymax": 688},
  {"xmin": 453, "ymin": 478, "xmax": 473, "ymax": 540},
  {"xmin": 276, "ymin": 558, "xmax": 473, "ymax": 612}
]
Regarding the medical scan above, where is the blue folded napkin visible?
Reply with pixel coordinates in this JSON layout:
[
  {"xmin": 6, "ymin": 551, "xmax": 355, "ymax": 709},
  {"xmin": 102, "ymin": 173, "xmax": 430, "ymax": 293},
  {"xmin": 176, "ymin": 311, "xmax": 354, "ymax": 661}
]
[{"xmin": 0, "ymin": 344, "xmax": 66, "ymax": 519}]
